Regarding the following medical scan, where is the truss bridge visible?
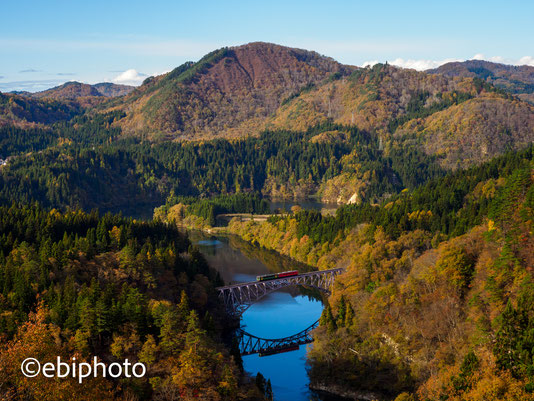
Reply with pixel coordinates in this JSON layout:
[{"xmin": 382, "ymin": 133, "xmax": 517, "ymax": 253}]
[{"xmin": 216, "ymin": 268, "xmax": 344, "ymax": 317}]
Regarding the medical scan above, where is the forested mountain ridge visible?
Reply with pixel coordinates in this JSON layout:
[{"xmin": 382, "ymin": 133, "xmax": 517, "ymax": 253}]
[
  {"xmin": 32, "ymin": 81, "xmax": 135, "ymax": 100},
  {"xmin": 1, "ymin": 42, "xmax": 534, "ymax": 210},
  {"xmin": 100, "ymin": 44, "xmax": 534, "ymax": 169},
  {"xmin": 429, "ymin": 59, "xmax": 534, "ymax": 104},
  {"xmin": 103, "ymin": 42, "xmax": 354, "ymax": 140},
  {"xmin": 1, "ymin": 43, "xmax": 534, "ymax": 173}
]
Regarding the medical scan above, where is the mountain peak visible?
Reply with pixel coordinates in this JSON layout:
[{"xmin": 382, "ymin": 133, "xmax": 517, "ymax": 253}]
[
  {"xmin": 32, "ymin": 81, "xmax": 134, "ymax": 101},
  {"xmin": 113, "ymin": 42, "xmax": 353, "ymax": 139},
  {"xmin": 33, "ymin": 81, "xmax": 102, "ymax": 100}
]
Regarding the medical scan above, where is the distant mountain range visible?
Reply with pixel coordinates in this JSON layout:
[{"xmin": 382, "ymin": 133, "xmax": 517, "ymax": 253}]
[
  {"xmin": 7, "ymin": 81, "xmax": 134, "ymax": 105},
  {"xmin": 1, "ymin": 42, "xmax": 533, "ymax": 170},
  {"xmin": 428, "ymin": 59, "xmax": 534, "ymax": 104},
  {"xmin": 31, "ymin": 81, "xmax": 135, "ymax": 100},
  {"xmin": 0, "ymin": 81, "xmax": 135, "ymax": 128}
]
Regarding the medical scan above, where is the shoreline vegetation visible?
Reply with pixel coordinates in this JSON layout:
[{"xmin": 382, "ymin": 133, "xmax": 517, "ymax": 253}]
[{"xmin": 155, "ymin": 145, "xmax": 534, "ymax": 400}]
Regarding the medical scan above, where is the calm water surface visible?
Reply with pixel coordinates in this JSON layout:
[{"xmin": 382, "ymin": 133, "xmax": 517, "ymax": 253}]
[{"xmin": 193, "ymin": 234, "xmax": 339, "ymax": 401}]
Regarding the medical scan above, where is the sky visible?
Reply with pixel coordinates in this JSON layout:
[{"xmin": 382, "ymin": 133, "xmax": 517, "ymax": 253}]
[{"xmin": 1, "ymin": 0, "xmax": 533, "ymax": 92}]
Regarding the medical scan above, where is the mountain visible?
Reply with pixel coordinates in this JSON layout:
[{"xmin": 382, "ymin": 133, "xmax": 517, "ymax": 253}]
[
  {"xmin": 99, "ymin": 46, "xmax": 533, "ymax": 170},
  {"xmin": 0, "ymin": 82, "xmax": 134, "ymax": 127},
  {"xmin": 266, "ymin": 62, "xmax": 534, "ymax": 168},
  {"xmin": 33, "ymin": 81, "xmax": 102, "ymax": 100},
  {"xmin": 32, "ymin": 81, "xmax": 135, "ymax": 101},
  {"xmin": 107, "ymin": 42, "xmax": 354, "ymax": 139},
  {"xmin": 429, "ymin": 60, "xmax": 534, "ymax": 103},
  {"xmin": 2, "ymin": 43, "xmax": 534, "ymax": 172}
]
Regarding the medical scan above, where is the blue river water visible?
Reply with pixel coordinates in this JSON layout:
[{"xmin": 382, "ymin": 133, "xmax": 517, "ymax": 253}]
[
  {"xmin": 193, "ymin": 235, "xmax": 339, "ymax": 401},
  {"xmin": 242, "ymin": 292, "xmax": 324, "ymax": 400}
]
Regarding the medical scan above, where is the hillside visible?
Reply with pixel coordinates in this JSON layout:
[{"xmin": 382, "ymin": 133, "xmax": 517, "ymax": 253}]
[
  {"xmin": 266, "ymin": 63, "xmax": 478, "ymax": 133},
  {"xmin": 107, "ymin": 42, "xmax": 354, "ymax": 139},
  {"xmin": 395, "ymin": 93, "xmax": 534, "ymax": 169},
  {"xmin": 225, "ymin": 146, "xmax": 534, "ymax": 400},
  {"xmin": 0, "ymin": 205, "xmax": 264, "ymax": 400},
  {"xmin": 0, "ymin": 91, "xmax": 81, "ymax": 128},
  {"xmin": 429, "ymin": 60, "xmax": 534, "ymax": 104},
  {"xmin": 266, "ymin": 63, "xmax": 534, "ymax": 169},
  {"xmin": 32, "ymin": 81, "xmax": 135, "ymax": 100}
]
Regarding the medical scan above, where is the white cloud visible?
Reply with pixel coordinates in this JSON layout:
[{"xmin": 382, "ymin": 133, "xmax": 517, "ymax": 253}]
[
  {"xmin": 112, "ymin": 69, "xmax": 147, "ymax": 85},
  {"xmin": 519, "ymin": 56, "xmax": 534, "ymax": 67},
  {"xmin": 471, "ymin": 53, "xmax": 505, "ymax": 63},
  {"xmin": 361, "ymin": 54, "xmax": 534, "ymax": 71},
  {"xmin": 360, "ymin": 57, "xmax": 461, "ymax": 71},
  {"xmin": 391, "ymin": 57, "xmax": 461, "ymax": 70}
]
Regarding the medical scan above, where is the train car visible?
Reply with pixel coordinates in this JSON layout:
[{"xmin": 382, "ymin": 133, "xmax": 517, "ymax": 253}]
[
  {"xmin": 277, "ymin": 270, "xmax": 299, "ymax": 278},
  {"xmin": 256, "ymin": 270, "xmax": 299, "ymax": 282},
  {"xmin": 256, "ymin": 273, "xmax": 277, "ymax": 281}
]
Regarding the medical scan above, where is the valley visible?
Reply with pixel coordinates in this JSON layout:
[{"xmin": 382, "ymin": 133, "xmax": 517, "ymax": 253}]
[{"xmin": 0, "ymin": 41, "xmax": 533, "ymax": 401}]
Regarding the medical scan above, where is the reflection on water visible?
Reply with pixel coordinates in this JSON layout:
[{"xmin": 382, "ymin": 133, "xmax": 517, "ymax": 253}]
[
  {"xmin": 193, "ymin": 232, "xmax": 343, "ymax": 401},
  {"xmin": 192, "ymin": 234, "xmax": 314, "ymax": 285},
  {"xmin": 242, "ymin": 292, "xmax": 323, "ymax": 338}
]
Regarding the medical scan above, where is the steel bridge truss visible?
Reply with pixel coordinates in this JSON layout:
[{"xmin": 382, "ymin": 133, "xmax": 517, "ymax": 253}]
[
  {"xmin": 237, "ymin": 320, "xmax": 319, "ymax": 356},
  {"xmin": 216, "ymin": 268, "xmax": 344, "ymax": 317}
]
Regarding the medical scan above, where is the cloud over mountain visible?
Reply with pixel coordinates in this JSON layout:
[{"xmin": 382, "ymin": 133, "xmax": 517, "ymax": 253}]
[
  {"xmin": 112, "ymin": 69, "xmax": 147, "ymax": 85},
  {"xmin": 362, "ymin": 54, "xmax": 534, "ymax": 71}
]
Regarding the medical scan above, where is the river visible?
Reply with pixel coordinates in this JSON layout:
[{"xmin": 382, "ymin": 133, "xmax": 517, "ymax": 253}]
[
  {"xmin": 190, "ymin": 232, "xmax": 345, "ymax": 401},
  {"xmin": 123, "ymin": 201, "xmax": 343, "ymax": 400}
]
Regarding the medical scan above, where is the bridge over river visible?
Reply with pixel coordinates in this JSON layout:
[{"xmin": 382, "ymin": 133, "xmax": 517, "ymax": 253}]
[
  {"xmin": 216, "ymin": 268, "xmax": 344, "ymax": 316},
  {"xmin": 216, "ymin": 268, "xmax": 344, "ymax": 355}
]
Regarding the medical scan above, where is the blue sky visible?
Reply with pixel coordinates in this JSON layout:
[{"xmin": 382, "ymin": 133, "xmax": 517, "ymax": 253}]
[{"xmin": 1, "ymin": 0, "xmax": 533, "ymax": 92}]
